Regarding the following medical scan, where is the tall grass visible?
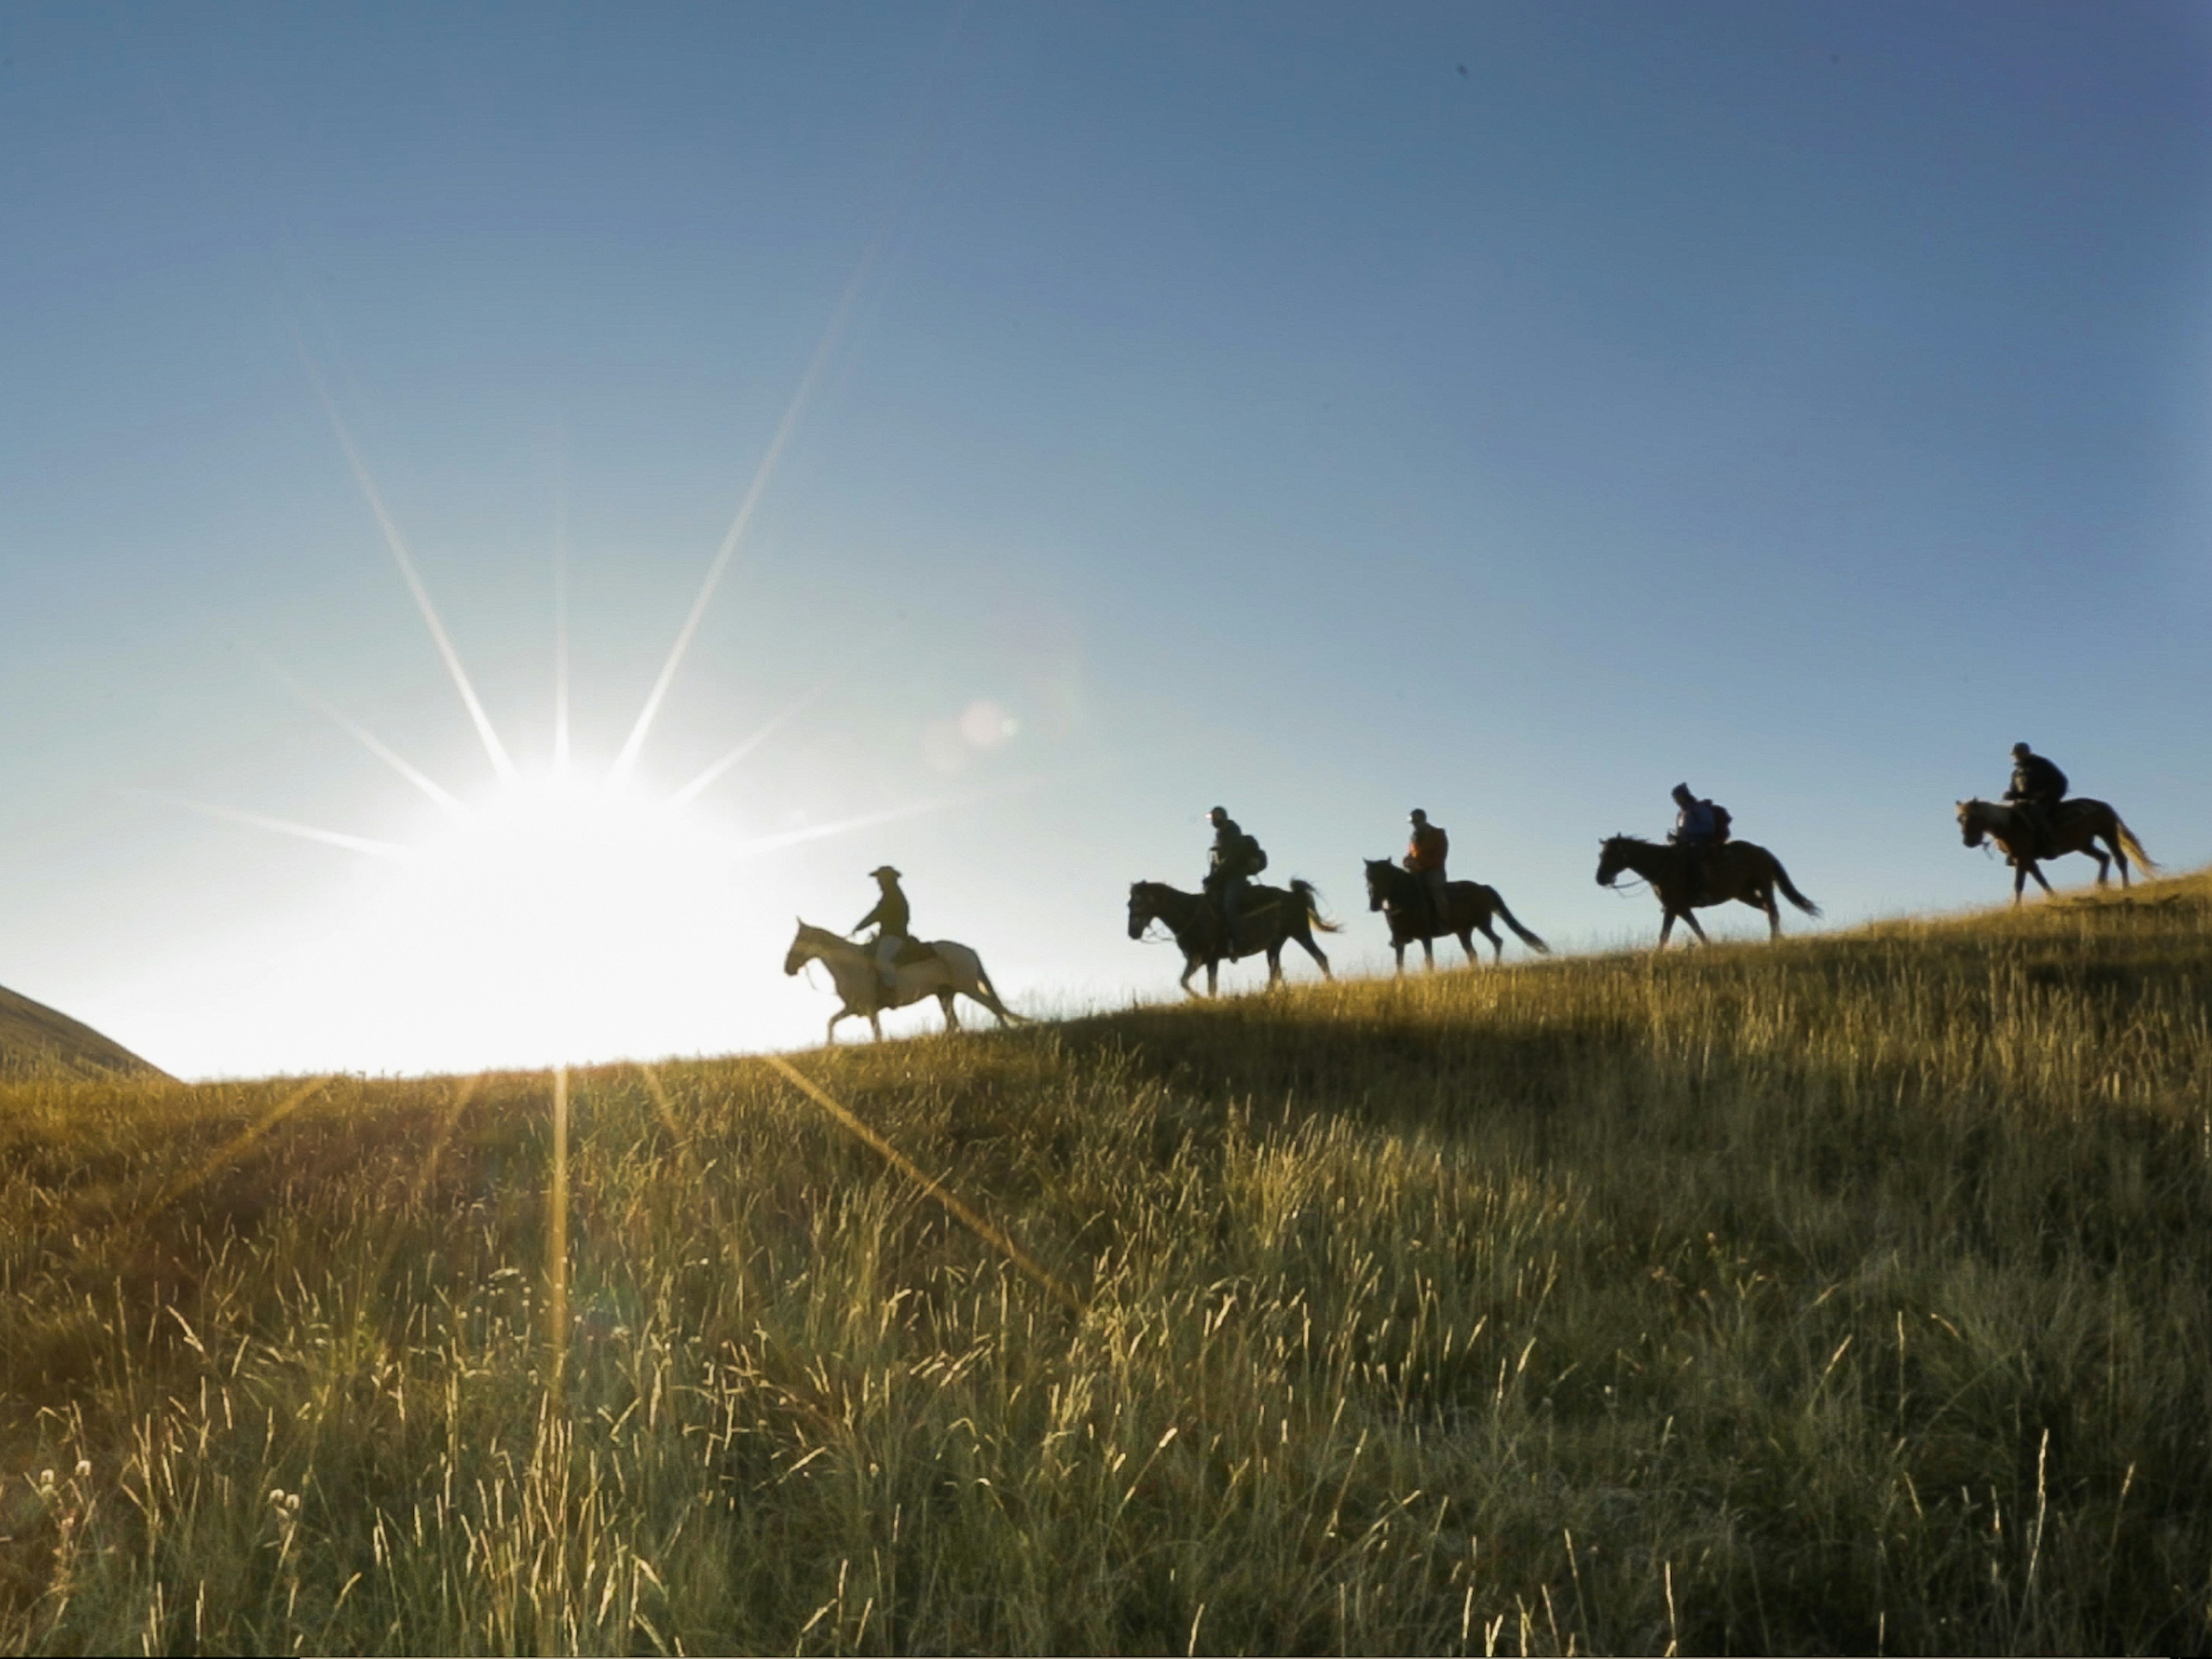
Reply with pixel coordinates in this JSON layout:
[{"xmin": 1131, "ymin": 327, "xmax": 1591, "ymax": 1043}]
[{"xmin": 4, "ymin": 876, "xmax": 2210, "ymax": 1654}]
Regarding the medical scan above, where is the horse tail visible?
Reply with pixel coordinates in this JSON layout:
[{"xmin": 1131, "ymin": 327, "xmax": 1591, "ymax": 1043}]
[
  {"xmin": 2114, "ymin": 816, "xmax": 2157, "ymax": 874},
  {"xmin": 1485, "ymin": 887, "xmax": 1550, "ymax": 954},
  {"xmin": 1290, "ymin": 878, "xmax": 1344, "ymax": 934},
  {"xmin": 976, "ymin": 967, "xmax": 1026, "ymax": 1022},
  {"xmin": 944, "ymin": 945, "xmax": 1025, "ymax": 1023},
  {"xmin": 1767, "ymin": 854, "xmax": 1822, "ymax": 917}
]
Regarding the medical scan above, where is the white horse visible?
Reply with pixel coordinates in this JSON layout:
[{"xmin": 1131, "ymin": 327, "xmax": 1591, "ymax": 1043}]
[{"xmin": 782, "ymin": 921, "xmax": 1024, "ymax": 1043}]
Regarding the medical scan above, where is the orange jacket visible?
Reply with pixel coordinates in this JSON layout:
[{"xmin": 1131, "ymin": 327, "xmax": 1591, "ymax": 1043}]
[{"xmin": 1406, "ymin": 823, "xmax": 1449, "ymax": 873}]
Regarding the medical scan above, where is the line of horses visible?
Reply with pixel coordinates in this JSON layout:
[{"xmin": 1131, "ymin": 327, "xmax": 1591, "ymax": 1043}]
[{"xmin": 781, "ymin": 791, "xmax": 2154, "ymax": 1041}]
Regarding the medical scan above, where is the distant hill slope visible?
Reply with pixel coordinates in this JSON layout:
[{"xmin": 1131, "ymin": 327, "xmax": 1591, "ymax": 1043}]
[{"xmin": 0, "ymin": 982, "xmax": 167, "ymax": 1081}]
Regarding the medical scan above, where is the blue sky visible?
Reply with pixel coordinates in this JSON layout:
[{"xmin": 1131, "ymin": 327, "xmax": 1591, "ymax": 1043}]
[{"xmin": 3, "ymin": 2, "xmax": 2209, "ymax": 1076}]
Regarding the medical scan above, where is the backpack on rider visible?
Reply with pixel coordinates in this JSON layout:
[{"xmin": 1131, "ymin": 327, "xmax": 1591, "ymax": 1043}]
[{"xmin": 1239, "ymin": 832, "xmax": 1267, "ymax": 877}]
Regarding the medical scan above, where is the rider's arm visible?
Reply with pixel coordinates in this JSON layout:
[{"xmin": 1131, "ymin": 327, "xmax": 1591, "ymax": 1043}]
[{"xmin": 850, "ymin": 900, "xmax": 883, "ymax": 935}]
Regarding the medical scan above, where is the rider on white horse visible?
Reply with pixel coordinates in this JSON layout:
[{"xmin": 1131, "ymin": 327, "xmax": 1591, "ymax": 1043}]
[{"xmin": 849, "ymin": 865, "xmax": 912, "ymax": 1003}]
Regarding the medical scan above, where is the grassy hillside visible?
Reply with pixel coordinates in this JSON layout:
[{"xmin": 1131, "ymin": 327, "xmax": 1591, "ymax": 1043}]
[
  {"xmin": 0, "ymin": 984, "xmax": 165, "ymax": 1084},
  {"xmin": 4, "ymin": 876, "xmax": 2211, "ymax": 1654}
]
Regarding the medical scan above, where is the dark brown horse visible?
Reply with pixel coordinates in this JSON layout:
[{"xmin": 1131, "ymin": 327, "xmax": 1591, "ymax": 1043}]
[
  {"xmin": 1126, "ymin": 878, "xmax": 1339, "ymax": 997},
  {"xmin": 1362, "ymin": 859, "xmax": 1548, "ymax": 972},
  {"xmin": 1595, "ymin": 835, "xmax": 1820, "ymax": 950},
  {"xmin": 1956, "ymin": 798, "xmax": 2155, "ymax": 903}
]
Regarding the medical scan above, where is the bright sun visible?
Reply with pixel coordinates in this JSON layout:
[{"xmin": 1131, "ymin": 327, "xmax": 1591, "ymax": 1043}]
[
  {"xmin": 292, "ymin": 766, "xmax": 749, "ymax": 1073},
  {"xmin": 171, "ymin": 297, "xmax": 1012, "ymax": 1075}
]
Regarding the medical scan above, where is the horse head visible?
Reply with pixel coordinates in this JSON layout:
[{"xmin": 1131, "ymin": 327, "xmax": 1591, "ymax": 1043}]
[
  {"xmin": 1956, "ymin": 800, "xmax": 1987, "ymax": 849},
  {"xmin": 1362, "ymin": 858, "xmax": 1396, "ymax": 911},
  {"xmin": 1595, "ymin": 836, "xmax": 1634, "ymax": 888},
  {"xmin": 1127, "ymin": 882, "xmax": 1157, "ymax": 940},
  {"xmin": 785, "ymin": 918, "xmax": 829, "ymax": 976}
]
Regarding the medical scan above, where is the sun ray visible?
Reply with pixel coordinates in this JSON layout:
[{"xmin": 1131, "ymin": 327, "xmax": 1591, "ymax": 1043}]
[
  {"xmin": 725, "ymin": 768, "xmax": 1061, "ymax": 861},
  {"xmin": 666, "ymin": 676, "xmax": 838, "ymax": 808},
  {"xmin": 762, "ymin": 1054, "xmax": 1081, "ymax": 1313},
  {"xmin": 546, "ymin": 1063, "xmax": 570, "ymax": 1389},
  {"xmin": 130, "ymin": 788, "xmax": 414, "ymax": 859},
  {"xmin": 410, "ymin": 1073, "xmax": 483, "ymax": 1203},
  {"xmin": 553, "ymin": 488, "xmax": 571, "ymax": 773},
  {"xmin": 668, "ymin": 614, "xmax": 912, "ymax": 809},
  {"xmin": 609, "ymin": 234, "xmax": 888, "ymax": 785},
  {"xmin": 251, "ymin": 652, "xmax": 471, "ymax": 819},
  {"xmin": 141, "ymin": 1076, "xmax": 334, "ymax": 1222},
  {"xmin": 295, "ymin": 336, "xmax": 517, "ymax": 782},
  {"xmin": 634, "ymin": 1062, "xmax": 701, "ymax": 1167}
]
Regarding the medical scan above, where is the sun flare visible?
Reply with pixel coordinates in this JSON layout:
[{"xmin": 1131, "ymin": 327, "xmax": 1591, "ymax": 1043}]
[
  {"xmin": 176, "ymin": 288, "xmax": 978, "ymax": 1075},
  {"xmin": 334, "ymin": 766, "xmax": 744, "ymax": 1070}
]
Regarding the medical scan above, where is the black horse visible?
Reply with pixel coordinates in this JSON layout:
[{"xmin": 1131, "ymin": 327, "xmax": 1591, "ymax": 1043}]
[
  {"xmin": 1363, "ymin": 859, "xmax": 1548, "ymax": 972},
  {"xmin": 1127, "ymin": 878, "xmax": 1338, "ymax": 997},
  {"xmin": 1595, "ymin": 835, "xmax": 1819, "ymax": 950}
]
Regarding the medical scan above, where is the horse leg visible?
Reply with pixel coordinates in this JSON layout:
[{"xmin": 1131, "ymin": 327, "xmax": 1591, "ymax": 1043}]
[
  {"xmin": 1475, "ymin": 921, "xmax": 1502, "ymax": 964},
  {"xmin": 2088, "ymin": 846, "xmax": 2111, "ymax": 888},
  {"xmin": 826, "ymin": 1008, "xmax": 848, "ymax": 1046},
  {"xmin": 1293, "ymin": 926, "xmax": 1331, "ymax": 978},
  {"xmin": 1266, "ymin": 944, "xmax": 1285, "ymax": 987},
  {"xmin": 2113, "ymin": 831, "xmax": 2131, "ymax": 888},
  {"xmin": 1206, "ymin": 959, "xmax": 1219, "ymax": 997},
  {"xmin": 869, "ymin": 1010, "xmax": 884, "ymax": 1041},
  {"xmin": 1179, "ymin": 955, "xmax": 1203, "ymax": 999},
  {"xmin": 2026, "ymin": 862, "xmax": 2055, "ymax": 899},
  {"xmin": 1679, "ymin": 910, "xmax": 1711, "ymax": 946},
  {"xmin": 1761, "ymin": 884, "xmax": 1781, "ymax": 941},
  {"xmin": 1421, "ymin": 935, "xmax": 1435, "ymax": 972},
  {"xmin": 1657, "ymin": 910, "xmax": 1676, "ymax": 950},
  {"xmin": 2013, "ymin": 861, "xmax": 2028, "ymax": 905},
  {"xmin": 1392, "ymin": 934, "xmax": 1406, "ymax": 976},
  {"xmin": 938, "ymin": 989, "xmax": 960, "ymax": 1032}
]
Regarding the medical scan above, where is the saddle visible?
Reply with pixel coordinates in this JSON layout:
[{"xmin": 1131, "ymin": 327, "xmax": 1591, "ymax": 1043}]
[
  {"xmin": 2009, "ymin": 797, "xmax": 2073, "ymax": 859},
  {"xmin": 885, "ymin": 937, "xmax": 940, "ymax": 969}
]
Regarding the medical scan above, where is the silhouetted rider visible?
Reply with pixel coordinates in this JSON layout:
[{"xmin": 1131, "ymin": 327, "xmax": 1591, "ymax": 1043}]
[
  {"xmin": 850, "ymin": 865, "xmax": 911, "ymax": 1003},
  {"xmin": 2004, "ymin": 743, "xmax": 2068, "ymax": 857},
  {"xmin": 1203, "ymin": 806, "xmax": 1264, "ymax": 954},
  {"xmin": 1404, "ymin": 809, "xmax": 1450, "ymax": 929},
  {"xmin": 1670, "ymin": 783, "xmax": 1726, "ymax": 905}
]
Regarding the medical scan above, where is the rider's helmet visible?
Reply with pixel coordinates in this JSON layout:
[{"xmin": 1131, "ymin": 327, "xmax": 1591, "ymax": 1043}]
[
  {"xmin": 1671, "ymin": 782, "xmax": 1694, "ymax": 804},
  {"xmin": 870, "ymin": 865, "xmax": 902, "ymax": 882},
  {"xmin": 1409, "ymin": 808, "xmax": 1427, "ymax": 824},
  {"xmin": 1209, "ymin": 805, "xmax": 1228, "ymax": 824},
  {"xmin": 2011, "ymin": 742, "xmax": 2032, "ymax": 759}
]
